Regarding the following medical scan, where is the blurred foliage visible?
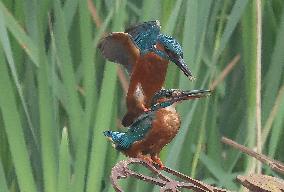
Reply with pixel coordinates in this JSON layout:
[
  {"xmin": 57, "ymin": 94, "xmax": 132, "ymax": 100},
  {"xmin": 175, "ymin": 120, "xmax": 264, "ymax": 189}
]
[{"xmin": 0, "ymin": 0, "xmax": 283, "ymax": 191}]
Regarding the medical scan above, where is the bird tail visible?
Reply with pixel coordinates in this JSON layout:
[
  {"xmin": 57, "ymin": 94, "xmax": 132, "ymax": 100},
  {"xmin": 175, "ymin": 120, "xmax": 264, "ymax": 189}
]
[
  {"xmin": 103, "ymin": 130, "xmax": 130, "ymax": 150},
  {"xmin": 103, "ymin": 130, "xmax": 124, "ymax": 143}
]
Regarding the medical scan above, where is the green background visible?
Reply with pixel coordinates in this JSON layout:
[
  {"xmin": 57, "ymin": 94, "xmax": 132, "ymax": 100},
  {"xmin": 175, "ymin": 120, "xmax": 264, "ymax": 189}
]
[{"xmin": 0, "ymin": 0, "xmax": 283, "ymax": 191}]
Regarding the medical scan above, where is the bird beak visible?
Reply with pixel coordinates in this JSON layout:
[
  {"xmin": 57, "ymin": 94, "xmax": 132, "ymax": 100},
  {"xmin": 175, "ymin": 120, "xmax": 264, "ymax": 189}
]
[
  {"xmin": 174, "ymin": 89, "xmax": 211, "ymax": 102},
  {"xmin": 173, "ymin": 56, "xmax": 195, "ymax": 81}
]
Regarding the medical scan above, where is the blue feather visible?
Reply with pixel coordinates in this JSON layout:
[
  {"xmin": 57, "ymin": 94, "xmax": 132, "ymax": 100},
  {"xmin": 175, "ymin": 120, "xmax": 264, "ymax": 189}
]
[
  {"xmin": 103, "ymin": 112, "xmax": 155, "ymax": 151},
  {"xmin": 125, "ymin": 20, "xmax": 184, "ymax": 59},
  {"xmin": 125, "ymin": 20, "xmax": 160, "ymax": 54},
  {"xmin": 157, "ymin": 34, "xmax": 183, "ymax": 57}
]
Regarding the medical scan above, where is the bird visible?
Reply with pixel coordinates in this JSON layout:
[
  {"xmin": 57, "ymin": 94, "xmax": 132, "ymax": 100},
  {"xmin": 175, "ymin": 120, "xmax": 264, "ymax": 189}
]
[
  {"xmin": 98, "ymin": 20, "xmax": 194, "ymax": 127},
  {"xmin": 104, "ymin": 89, "xmax": 211, "ymax": 168}
]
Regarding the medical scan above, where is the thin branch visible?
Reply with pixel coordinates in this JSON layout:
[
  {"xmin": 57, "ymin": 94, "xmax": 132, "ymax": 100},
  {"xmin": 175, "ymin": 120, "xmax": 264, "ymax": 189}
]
[
  {"xmin": 110, "ymin": 158, "xmax": 230, "ymax": 192},
  {"xmin": 222, "ymin": 137, "xmax": 284, "ymax": 174},
  {"xmin": 210, "ymin": 54, "xmax": 240, "ymax": 90},
  {"xmin": 255, "ymin": 0, "xmax": 262, "ymax": 174},
  {"xmin": 87, "ymin": 0, "xmax": 102, "ymax": 27},
  {"xmin": 117, "ymin": 66, "xmax": 129, "ymax": 96},
  {"xmin": 261, "ymin": 84, "xmax": 284, "ymax": 146},
  {"xmin": 76, "ymin": 85, "xmax": 85, "ymax": 96}
]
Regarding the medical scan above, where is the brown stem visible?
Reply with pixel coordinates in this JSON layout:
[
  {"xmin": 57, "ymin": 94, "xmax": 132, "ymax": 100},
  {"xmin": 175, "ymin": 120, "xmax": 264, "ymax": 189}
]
[
  {"xmin": 210, "ymin": 54, "xmax": 240, "ymax": 90},
  {"xmin": 110, "ymin": 158, "xmax": 230, "ymax": 192},
  {"xmin": 87, "ymin": 0, "xmax": 102, "ymax": 27},
  {"xmin": 221, "ymin": 137, "xmax": 284, "ymax": 174}
]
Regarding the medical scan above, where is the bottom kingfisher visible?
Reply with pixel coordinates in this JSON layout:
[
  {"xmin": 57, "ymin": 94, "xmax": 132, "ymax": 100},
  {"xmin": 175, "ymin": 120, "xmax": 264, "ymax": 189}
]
[{"xmin": 104, "ymin": 89, "xmax": 211, "ymax": 168}]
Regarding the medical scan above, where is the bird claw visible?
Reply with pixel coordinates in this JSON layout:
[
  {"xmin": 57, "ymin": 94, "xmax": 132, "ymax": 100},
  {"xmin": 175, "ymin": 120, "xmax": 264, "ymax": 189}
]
[
  {"xmin": 142, "ymin": 104, "xmax": 150, "ymax": 112},
  {"xmin": 137, "ymin": 155, "xmax": 164, "ymax": 169},
  {"xmin": 151, "ymin": 156, "xmax": 164, "ymax": 170},
  {"xmin": 143, "ymin": 108, "xmax": 150, "ymax": 112},
  {"xmin": 138, "ymin": 155, "xmax": 153, "ymax": 164}
]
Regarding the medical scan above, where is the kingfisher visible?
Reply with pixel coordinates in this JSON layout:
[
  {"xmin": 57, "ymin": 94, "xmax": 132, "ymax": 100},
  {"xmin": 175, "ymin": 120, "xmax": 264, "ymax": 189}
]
[
  {"xmin": 98, "ymin": 20, "xmax": 194, "ymax": 126},
  {"xmin": 104, "ymin": 89, "xmax": 210, "ymax": 168}
]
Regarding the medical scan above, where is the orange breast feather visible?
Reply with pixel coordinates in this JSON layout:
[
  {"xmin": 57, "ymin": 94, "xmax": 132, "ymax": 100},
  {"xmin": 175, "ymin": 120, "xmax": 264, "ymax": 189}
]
[{"xmin": 123, "ymin": 53, "xmax": 169, "ymax": 126}]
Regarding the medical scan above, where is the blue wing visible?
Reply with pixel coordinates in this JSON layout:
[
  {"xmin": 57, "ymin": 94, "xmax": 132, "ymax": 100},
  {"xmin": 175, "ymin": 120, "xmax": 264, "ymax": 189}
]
[
  {"xmin": 125, "ymin": 20, "xmax": 161, "ymax": 54},
  {"xmin": 104, "ymin": 112, "xmax": 155, "ymax": 151},
  {"xmin": 127, "ymin": 112, "xmax": 155, "ymax": 140}
]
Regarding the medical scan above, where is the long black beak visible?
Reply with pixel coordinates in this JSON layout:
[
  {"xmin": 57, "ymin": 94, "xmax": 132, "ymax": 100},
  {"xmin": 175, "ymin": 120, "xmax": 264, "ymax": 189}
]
[
  {"xmin": 150, "ymin": 89, "xmax": 211, "ymax": 111},
  {"xmin": 173, "ymin": 56, "xmax": 195, "ymax": 81},
  {"xmin": 172, "ymin": 89, "xmax": 211, "ymax": 102}
]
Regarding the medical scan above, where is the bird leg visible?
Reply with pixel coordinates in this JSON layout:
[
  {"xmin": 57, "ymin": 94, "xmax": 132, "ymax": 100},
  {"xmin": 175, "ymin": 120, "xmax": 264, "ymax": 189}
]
[
  {"xmin": 136, "ymin": 154, "xmax": 164, "ymax": 169},
  {"xmin": 141, "ymin": 103, "xmax": 149, "ymax": 112},
  {"xmin": 137, "ymin": 154, "xmax": 153, "ymax": 165},
  {"xmin": 151, "ymin": 154, "xmax": 164, "ymax": 169}
]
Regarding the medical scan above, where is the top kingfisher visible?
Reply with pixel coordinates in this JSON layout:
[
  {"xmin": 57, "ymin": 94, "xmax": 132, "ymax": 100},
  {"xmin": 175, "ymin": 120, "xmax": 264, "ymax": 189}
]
[{"xmin": 98, "ymin": 20, "xmax": 194, "ymax": 126}]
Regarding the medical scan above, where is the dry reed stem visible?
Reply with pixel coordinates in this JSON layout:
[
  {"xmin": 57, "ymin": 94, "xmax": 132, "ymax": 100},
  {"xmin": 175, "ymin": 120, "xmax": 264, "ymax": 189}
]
[
  {"xmin": 116, "ymin": 67, "xmax": 129, "ymax": 95},
  {"xmin": 110, "ymin": 158, "xmax": 230, "ymax": 192},
  {"xmin": 222, "ymin": 137, "xmax": 284, "ymax": 174},
  {"xmin": 262, "ymin": 84, "xmax": 284, "ymax": 146},
  {"xmin": 210, "ymin": 54, "xmax": 240, "ymax": 90},
  {"xmin": 87, "ymin": 0, "xmax": 102, "ymax": 27},
  {"xmin": 87, "ymin": 1, "xmax": 129, "ymax": 96},
  {"xmin": 255, "ymin": 0, "xmax": 262, "ymax": 174}
]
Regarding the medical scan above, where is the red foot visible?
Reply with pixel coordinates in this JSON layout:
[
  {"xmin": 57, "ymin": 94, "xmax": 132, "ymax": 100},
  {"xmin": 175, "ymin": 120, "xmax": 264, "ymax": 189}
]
[
  {"xmin": 144, "ymin": 108, "xmax": 150, "ymax": 112},
  {"xmin": 138, "ymin": 155, "xmax": 153, "ymax": 164},
  {"xmin": 151, "ymin": 156, "xmax": 164, "ymax": 169},
  {"xmin": 137, "ymin": 155, "xmax": 164, "ymax": 169},
  {"xmin": 142, "ymin": 104, "xmax": 150, "ymax": 112}
]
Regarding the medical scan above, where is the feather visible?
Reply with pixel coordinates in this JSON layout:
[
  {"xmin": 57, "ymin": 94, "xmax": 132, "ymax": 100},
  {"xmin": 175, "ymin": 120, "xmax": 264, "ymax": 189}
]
[{"xmin": 98, "ymin": 32, "xmax": 139, "ymax": 74}]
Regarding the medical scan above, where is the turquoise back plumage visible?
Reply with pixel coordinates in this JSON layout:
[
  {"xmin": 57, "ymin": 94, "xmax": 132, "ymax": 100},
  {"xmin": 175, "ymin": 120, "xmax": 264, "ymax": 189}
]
[
  {"xmin": 125, "ymin": 20, "xmax": 160, "ymax": 55},
  {"xmin": 125, "ymin": 20, "xmax": 184, "ymax": 60},
  {"xmin": 103, "ymin": 112, "xmax": 155, "ymax": 150}
]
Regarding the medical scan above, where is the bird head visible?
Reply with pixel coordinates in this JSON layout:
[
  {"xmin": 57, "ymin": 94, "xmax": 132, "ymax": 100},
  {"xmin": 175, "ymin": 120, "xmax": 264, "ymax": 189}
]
[
  {"xmin": 150, "ymin": 89, "xmax": 211, "ymax": 111},
  {"xmin": 154, "ymin": 34, "xmax": 194, "ymax": 80}
]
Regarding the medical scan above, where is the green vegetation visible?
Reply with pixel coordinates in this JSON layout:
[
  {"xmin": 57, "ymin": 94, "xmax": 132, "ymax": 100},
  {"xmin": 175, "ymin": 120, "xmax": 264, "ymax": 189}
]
[{"xmin": 0, "ymin": 0, "xmax": 283, "ymax": 191}]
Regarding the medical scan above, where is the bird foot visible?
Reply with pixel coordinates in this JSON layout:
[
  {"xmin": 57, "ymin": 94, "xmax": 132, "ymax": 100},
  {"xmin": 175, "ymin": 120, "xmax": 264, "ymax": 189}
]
[
  {"xmin": 137, "ymin": 155, "xmax": 164, "ymax": 169},
  {"xmin": 141, "ymin": 104, "xmax": 150, "ymax": 112},
  {"xmin": 143, "ymin": 108, "xmax": 150, "ymax": 112},
  {"xmin": 138, "ymin": 155, "xmax": 153, "ymax": 164},
  {"xmin": 151, "ymin": 156, "xmax": 164, "ymax": 170}
]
